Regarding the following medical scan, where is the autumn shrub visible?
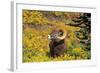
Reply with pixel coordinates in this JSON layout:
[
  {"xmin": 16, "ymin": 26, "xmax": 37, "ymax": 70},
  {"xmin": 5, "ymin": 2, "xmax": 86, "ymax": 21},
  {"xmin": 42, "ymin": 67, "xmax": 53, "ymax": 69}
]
[{"xmin": 22, "ymin": 10, "xmax": 91, "ymax": 62}]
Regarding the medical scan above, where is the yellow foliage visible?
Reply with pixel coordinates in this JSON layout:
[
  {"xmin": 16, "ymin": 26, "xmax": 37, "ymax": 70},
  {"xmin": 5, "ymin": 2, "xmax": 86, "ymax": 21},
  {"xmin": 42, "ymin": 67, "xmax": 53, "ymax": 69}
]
[
  {"xmin": 23, "ymin": 10, "xmax": 49, "ymax": 25},
  {"xmin": 22, "ymin": 10, "xmax": 90, "ymax": 62}
]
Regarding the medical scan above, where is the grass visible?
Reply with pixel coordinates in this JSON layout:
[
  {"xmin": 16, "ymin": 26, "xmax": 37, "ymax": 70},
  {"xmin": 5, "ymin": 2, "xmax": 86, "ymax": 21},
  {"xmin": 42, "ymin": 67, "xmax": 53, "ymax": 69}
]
[{"xmin": 22, "ymin": 10, "xmax": 91, "ymax": 62}]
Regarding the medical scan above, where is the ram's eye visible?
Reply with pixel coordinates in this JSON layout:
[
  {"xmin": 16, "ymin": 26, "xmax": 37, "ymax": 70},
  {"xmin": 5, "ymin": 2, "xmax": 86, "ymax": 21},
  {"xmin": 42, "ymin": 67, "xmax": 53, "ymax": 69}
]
[{"xmin": 54, "ymin": 34, "xmax": 58, "ymax": 37}]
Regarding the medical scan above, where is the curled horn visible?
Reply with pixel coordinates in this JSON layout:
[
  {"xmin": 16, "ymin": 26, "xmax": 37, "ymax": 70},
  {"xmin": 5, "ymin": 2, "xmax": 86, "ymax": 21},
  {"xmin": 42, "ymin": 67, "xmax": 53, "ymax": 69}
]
[{"xmin": 57, "ymin": 28, "xmax": 67, "ymax": 40}]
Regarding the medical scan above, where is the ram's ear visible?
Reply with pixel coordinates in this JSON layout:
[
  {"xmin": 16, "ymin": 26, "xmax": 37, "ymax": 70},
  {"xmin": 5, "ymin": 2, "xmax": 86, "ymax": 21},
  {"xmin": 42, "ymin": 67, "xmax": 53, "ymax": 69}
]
[
  {"xmin": 48, "ymin": 35, "xmax": 51, "ymax": 39},
  {"xmin": 57, "ymin": 28, "xmax": 67, "ymax": 40}
]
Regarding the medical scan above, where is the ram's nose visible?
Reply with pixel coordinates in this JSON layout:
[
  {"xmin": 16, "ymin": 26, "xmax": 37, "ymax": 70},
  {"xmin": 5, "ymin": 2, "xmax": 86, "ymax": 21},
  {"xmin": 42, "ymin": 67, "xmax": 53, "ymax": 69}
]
[{"xmin": 48, "ymin": 35, "xmax": 51, "ymax": 39}]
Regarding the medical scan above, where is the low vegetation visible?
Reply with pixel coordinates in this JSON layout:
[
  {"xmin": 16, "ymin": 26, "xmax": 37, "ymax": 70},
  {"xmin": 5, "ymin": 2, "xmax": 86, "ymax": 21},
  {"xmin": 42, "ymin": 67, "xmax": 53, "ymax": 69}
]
[{"xmin": 22, "ymin": 10, "xmax": 91, "ymax": 62}]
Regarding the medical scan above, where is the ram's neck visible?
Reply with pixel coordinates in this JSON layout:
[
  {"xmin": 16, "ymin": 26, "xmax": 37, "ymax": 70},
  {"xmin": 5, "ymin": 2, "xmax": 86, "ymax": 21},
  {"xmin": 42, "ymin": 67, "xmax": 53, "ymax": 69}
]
[{"xmin": 53, "ymin": 39, "xmax": 64, "ymax": 45}]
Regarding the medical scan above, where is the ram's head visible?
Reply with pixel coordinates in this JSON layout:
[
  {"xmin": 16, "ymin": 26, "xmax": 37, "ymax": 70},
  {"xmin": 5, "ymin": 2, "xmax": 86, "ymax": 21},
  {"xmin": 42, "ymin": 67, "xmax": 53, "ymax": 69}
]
[{"xmin": 48, "ymin": 28, "xmax": 67, "ymax": 42}]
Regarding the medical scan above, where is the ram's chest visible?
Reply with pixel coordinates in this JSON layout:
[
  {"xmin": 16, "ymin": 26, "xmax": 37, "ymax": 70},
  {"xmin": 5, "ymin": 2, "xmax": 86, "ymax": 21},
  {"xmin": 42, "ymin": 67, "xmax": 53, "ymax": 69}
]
[{"xmin": 52, "ymin": 40, "xmax": 66, "ymax": 49}]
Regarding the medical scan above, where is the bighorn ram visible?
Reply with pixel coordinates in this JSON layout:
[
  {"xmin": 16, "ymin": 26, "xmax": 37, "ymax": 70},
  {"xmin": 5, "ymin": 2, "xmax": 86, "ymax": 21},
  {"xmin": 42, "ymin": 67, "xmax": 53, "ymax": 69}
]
[{"xmin": 48, "ymin": 28, "xmax": 67, "ymax": 57}]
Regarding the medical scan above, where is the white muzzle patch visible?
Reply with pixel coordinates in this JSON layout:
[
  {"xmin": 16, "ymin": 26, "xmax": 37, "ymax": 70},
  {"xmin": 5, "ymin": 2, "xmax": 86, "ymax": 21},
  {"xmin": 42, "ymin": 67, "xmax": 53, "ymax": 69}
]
[{"xmin": 48, "ymin": 35, "xmax": 51, "ymax": 39}]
